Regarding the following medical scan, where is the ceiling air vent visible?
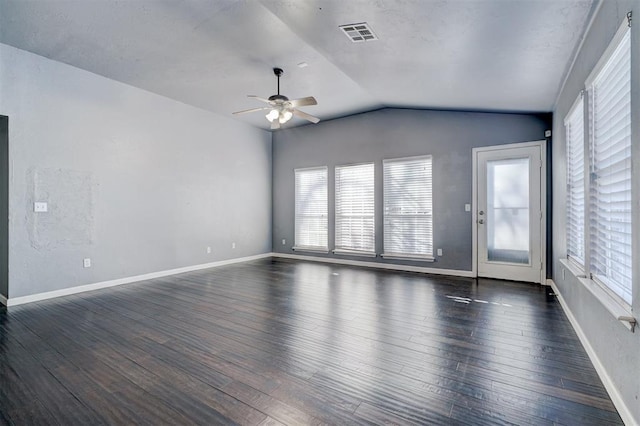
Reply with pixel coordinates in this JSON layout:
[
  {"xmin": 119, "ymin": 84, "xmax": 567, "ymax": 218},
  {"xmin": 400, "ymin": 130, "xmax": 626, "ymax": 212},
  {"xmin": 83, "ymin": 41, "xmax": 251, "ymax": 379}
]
[{"xmin": 339, "ymin": 22, "xmax": 378, "ymax": 43}]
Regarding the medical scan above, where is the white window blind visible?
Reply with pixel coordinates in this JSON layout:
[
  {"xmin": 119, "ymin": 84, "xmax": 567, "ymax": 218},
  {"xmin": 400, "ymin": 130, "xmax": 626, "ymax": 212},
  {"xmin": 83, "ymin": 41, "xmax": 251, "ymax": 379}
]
[
  {"xmin": 587, "ymin": 26, "xmax": 632, "ymax": 305},
  {"xmin": 564, "ymin": 96, "xmax": 585, "ymax": 267},
  {"xmin": 383, "ymin": 156, "xmax": 433, "ymax": 258},
  {"xmin": 294, "ymin": 167, "xmax": 328, "ymax": 251},
  {"xmin": 335, "ymin": 163, "xmax": 375, "ymax": 254}
]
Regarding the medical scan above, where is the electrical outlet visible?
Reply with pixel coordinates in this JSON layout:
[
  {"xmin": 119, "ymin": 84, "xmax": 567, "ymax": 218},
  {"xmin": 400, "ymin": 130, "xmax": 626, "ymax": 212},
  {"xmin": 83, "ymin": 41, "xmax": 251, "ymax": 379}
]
[
  {"xmin": 282, "ymin": 239, "xmax": 286, "ymax": 245},
  {"xmin": 34, "ymin": 202, "xmax": 48, "ymax": 212},
  {"xmin": 232, "ymin": 242, "xmax": 236, "ymax": 249},
  {"xmin": 437, "ymin": 248, "xmax": 443, "ymax": 256},
  {"xmin": 465, "ymin": 203, "xmax": 471, "ymax": 212},
  {"xmin": 83, "ymin": 258, "xmax": 91, "ymax": 268},
  {"xmin": 206, "ymin": 246, "xmax": 211, "ymax": 254}
]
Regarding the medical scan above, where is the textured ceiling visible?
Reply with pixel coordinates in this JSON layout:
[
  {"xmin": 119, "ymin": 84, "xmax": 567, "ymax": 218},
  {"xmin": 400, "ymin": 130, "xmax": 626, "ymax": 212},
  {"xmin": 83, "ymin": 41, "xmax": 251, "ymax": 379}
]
[{"xmin": 0, "ymin": 0, "xmax": 595, "ymax": 130}]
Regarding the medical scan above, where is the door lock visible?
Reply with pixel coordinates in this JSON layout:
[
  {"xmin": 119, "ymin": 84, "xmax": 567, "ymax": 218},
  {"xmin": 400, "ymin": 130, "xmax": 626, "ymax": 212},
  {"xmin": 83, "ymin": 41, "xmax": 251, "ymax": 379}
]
[{"xmin": 478, "ymin": 219, "xmax": 484, "ymax": 224}]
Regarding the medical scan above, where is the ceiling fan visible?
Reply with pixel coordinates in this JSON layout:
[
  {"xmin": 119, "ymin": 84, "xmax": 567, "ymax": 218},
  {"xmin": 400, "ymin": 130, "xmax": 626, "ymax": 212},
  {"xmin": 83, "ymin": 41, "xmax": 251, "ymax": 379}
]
[{"xmin": 232, "ymin": 67, "xmax": 320, "ymax": 130}]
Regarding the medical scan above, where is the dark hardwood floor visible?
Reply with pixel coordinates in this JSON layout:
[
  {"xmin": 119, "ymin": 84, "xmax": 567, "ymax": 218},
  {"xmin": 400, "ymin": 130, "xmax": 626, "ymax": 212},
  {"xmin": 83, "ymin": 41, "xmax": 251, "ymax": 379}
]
[{"xmin": 0, "ymin": 258, "xmax": 623, "ymax": 425}]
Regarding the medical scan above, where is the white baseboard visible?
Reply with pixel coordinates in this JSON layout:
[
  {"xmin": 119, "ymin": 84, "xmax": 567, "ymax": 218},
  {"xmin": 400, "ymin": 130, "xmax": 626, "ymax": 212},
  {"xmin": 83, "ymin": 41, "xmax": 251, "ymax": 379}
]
[
  {"xmin": 4, "ymin": 252, "xmax": 473, "ymax": 307},
  {"xmin": 549, "ymin": 280, "xmax": 635, "ymax": 426},
  {"xmin": 5, "ymin": 253, "xmax": 272, "ymax": 307},
  {"xmin": 272, "ymin": 252, "xmax": 475, "ymax": 278}
]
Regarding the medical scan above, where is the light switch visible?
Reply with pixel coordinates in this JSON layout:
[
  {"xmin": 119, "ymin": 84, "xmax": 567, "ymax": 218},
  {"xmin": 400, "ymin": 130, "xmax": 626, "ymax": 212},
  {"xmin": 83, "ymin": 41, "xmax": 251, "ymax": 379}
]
[{"xmin": 34, "ymin": 202, "xmax": 48, "ymax": 212}]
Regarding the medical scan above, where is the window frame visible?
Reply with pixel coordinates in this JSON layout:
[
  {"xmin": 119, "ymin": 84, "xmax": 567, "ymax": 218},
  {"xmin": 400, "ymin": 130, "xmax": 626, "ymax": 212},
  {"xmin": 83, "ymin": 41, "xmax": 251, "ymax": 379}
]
[
  {"xmin": 381, "ymin": 154, "xmax": 434, "ymax": 261},
  {"xmin": 334, "ymin": 162, "xmax": 376, "ymax": 256},
  {"xmin": 293, "ymin": 166, "xmax": 329, "ymax": 253},
  {"xmin": 564, "ymin": 93, "xmax": 586, "ymax": 271},
  {"xmin": 584, "ymin": 20, "xmax": 633, "ymax": 309}
]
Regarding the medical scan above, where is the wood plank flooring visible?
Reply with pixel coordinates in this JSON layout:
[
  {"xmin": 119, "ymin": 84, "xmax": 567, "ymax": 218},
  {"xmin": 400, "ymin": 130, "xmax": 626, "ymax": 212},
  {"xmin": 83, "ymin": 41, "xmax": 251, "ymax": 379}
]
[{"xmin": 0, "ymin": 258, "xmax": 623, "ymax": 425}]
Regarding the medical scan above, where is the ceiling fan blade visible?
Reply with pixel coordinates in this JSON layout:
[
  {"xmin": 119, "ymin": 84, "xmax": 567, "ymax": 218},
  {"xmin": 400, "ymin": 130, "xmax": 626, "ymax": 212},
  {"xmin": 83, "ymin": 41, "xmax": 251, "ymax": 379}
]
[
  {"xmin": 270, "ymin": 120, "xmax": 281, "ymax": 130},
  {"xmin": 293, "ymin": 109, "xmax": 320, "ymax": 124},
  {"xmin": 247, "ymin": 95, "xmax": 274, "ymax": 104},
  {"xmin": 289, "ymin": 96, "xmax": 317, "ymax": 108},
  {"xmin": 232, "ymin": 107, "xmax": 269, "ymax": 115}
]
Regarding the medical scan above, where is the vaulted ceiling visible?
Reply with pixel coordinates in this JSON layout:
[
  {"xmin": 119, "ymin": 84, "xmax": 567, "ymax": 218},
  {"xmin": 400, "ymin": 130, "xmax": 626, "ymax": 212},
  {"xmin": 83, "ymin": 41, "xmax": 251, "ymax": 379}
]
[{"xmin": 0, "ymin": 0, "xmax": 595, "ymax": 130}]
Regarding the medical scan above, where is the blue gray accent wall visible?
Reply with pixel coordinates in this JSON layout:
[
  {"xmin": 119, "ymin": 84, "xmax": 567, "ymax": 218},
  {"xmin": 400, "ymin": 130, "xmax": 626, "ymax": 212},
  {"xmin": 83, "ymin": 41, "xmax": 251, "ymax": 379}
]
[
  {"xmin": 552, "ymin": 0, "xmax": 640, "ymax": 423},
  {"xmin": 272, "ymin": 108, "xmax": 551, "ymax": 272},
  {"xmin": 0, "ymin": 43, "xmax": 272, "ymax": 299}
]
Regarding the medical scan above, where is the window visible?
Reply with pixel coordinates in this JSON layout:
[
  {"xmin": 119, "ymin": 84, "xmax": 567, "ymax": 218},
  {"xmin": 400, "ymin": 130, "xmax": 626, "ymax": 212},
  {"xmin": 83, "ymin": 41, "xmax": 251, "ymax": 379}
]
[
  {"xmin": 335, "ymin": 163, "xmax": 375, "ymax": 254},
  {"xmin": 586, "ymin": 24, "xmax": 631, "ymax": 305},
  {"xmin": 294, "ymin": 167, "xmax": 328, "ymax": 251},
  {"xmin": 564, "ymin": 95, "xmax": 585, "ymax": 268},
  {"xmin": 383, "ymin": 156, "xmax": 433, "ymax": 259}
]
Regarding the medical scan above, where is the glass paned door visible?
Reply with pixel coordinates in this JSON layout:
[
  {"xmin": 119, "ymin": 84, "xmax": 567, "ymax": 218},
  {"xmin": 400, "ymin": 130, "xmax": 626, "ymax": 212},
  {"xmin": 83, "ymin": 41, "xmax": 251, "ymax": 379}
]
[
  {"xmin": 476, "ymin": 144, "xmax": 544, "ymax": 283},
  {"xmin": 486, "ymin": 157, "xmax": 530, "ymax": 264}
]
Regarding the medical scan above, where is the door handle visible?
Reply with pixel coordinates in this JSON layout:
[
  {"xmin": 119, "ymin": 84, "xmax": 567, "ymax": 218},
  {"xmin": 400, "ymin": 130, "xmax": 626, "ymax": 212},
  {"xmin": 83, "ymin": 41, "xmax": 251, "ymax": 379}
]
[{"xmin": 478, "ymin": 219, "xmax": 484, "ymax": 224}]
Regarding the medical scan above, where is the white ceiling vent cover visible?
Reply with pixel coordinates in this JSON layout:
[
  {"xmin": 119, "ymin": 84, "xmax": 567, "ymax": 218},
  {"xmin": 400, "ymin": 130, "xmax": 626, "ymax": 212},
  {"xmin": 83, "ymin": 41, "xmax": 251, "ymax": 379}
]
[{"xmin": 339, "ymin": 22, "xmax": 378, "ymax": 43}]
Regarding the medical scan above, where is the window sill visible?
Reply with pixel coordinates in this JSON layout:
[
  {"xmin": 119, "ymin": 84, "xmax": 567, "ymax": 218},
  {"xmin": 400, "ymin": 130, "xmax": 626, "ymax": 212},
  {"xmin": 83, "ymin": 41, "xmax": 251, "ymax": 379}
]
[
  {"xmin": 381, "ymin": 253, "xmax": 435, "ymax": 262},
  {"xmin": 559, "ymin": 258, "xmax": 636, "ymax": 332},
  {"xmin": 292, "ymin": 247, "xmax": 329, "ymax": 254},
  {"xmin": 332, "ymin": 249, "xmax": 377, "ymax": 258}
]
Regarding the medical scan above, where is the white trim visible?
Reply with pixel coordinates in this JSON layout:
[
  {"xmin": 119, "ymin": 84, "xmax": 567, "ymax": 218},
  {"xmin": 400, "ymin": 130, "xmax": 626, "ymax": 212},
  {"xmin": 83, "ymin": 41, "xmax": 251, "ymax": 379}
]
[
  {"xmin": 273, "ymin": 252, "xmax": 475, "ymax": 278},
  {"xmin": 0, "ymin": 293, "xmax": 7, "ymax": 306},
  {"xmin": 380, "ymin": 253, "xmax": 435, "ymax": 262},
  {"xmin": 549, "ymin": 279, "xmax": 636, "ymax": 426},
  {"xmin": 5, "ymin": 253, "xmax": 272, "ymax": 307},
  {"xmin": 335, "ymin": 160, "xmax": 375, "ymax": 168},
  {"xmin": 472, "ymin": 140, "xmax": 547, "ymax": 284},
  {"xmin": 585, "ymin": 17, "xmax": 631, "ymax": 87},
  {"xmin": 382, "ymin": 154, "xmax": 432, "ymax": 164},
  {"xmin": 560, "ymin": 259, "xmax": 635, "ymax": 331},
  {"xmin": 563, "ymin": 91, "xmax": 585, "ymax": 127},
  {"xmin": 293, "ymin": 165, "xmax": 327, "ymax": 173},
  {"xmin": 332, "ymin": 249, "xmax": 377, "ymax": 258},
  {"xmin": 472, "ymin": 148, "xmax": 478, "ymax": 277},
  {"xmin": 473, "ymin": 139, "xmax": 546, "ymax": 153},
  {"xmin": 292, "ymin": 247, "xmax": 329, "ymax": 254}
]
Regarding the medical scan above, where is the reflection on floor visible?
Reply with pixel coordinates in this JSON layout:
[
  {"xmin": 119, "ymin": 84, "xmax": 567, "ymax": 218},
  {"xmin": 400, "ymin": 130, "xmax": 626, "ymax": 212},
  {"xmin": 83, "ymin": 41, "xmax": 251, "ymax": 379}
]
[{"xmin": 0, "ymin": 258, "xmax": 623, "ymax": 425}]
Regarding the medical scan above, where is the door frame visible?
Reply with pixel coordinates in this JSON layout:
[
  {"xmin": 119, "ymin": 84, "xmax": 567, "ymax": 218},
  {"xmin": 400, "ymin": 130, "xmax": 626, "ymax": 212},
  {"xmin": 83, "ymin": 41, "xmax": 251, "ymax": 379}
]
[{"xmin": 471, "ymin": 140, "xmax": 547, "ymax": 284}]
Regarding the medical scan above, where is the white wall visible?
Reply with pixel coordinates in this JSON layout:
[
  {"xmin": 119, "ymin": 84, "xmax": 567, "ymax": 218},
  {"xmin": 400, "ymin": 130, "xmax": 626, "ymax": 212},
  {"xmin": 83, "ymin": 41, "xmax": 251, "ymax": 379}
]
[
  {"xmin": 552, "ymin": 1, "xmax": 640, "ymax": 424},
  {"xmin": 0, "ymin": 43, "xmax": 272, "ymax": 299}
]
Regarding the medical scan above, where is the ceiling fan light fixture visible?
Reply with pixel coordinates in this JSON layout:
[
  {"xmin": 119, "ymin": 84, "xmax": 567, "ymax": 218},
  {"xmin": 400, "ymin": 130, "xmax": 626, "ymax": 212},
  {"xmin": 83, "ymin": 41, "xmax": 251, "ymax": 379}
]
[
  {"xmin": 266, "ymin": 109, "xmax": 279, "ymax": 122},
  {"xmin": 279, "ymin": 110, "xmax": 293, "ymax": 124}
]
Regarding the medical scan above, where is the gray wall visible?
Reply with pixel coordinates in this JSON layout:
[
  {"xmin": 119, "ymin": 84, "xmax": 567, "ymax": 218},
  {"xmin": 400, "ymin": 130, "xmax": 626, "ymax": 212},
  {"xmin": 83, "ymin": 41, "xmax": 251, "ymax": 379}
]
[
  {"xmin": 0, "ymin": 43, "xmax": 272, "ymax": 299},
  {"xmin": 273, "ymin": 108, "xmax": 550, "ymax": 272},
  {"xmin": 0, "ymin": 116, "xmax": 7, "ymax": 298},
  {"xmin": 552, "ymin": 0, "xmax": 640, "ymax": 423}
]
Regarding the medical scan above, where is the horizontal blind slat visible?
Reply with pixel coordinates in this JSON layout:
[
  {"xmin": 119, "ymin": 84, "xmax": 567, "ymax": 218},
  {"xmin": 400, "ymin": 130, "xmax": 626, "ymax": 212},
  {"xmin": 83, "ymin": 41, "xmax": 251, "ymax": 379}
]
[
  {"xmin": 588, "ymin": 27, "xmax": 632, "ymax": 305},
  {"xmin": 295, "ymin": 168, "xmax": 328, "ymax": 250},
  {"xmin": 565, "ymin": 97, "xmax": 585, "ymax": 265},
  {"xmin": 383, "ymin": 156, "xmax": 433, "ymax": 256},
  {"xmin": 335, "ymin": 163, "xmax": 375, "ymax": 252}
]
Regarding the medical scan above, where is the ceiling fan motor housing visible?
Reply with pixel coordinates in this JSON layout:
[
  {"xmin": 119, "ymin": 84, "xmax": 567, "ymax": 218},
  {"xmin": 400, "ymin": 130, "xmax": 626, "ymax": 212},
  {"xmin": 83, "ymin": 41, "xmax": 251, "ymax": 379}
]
[{"xmin": 268, "ymin": 94, "xmax": 289, "ymax": 102}]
